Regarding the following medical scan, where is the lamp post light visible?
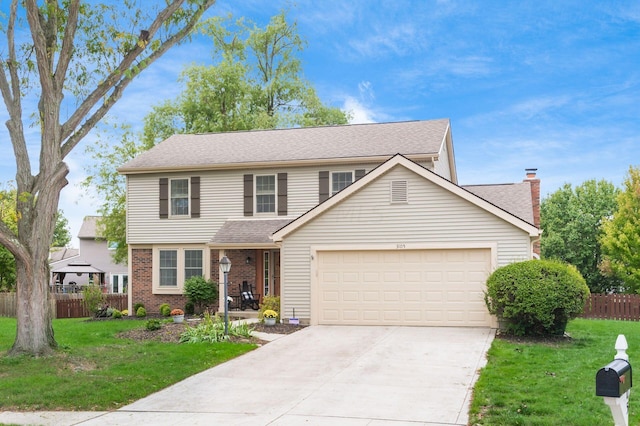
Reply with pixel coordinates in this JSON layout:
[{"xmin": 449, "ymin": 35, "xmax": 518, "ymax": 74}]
[{"xmin": 219, "ymin": 255, "xmax": 232, "ymax": 335}]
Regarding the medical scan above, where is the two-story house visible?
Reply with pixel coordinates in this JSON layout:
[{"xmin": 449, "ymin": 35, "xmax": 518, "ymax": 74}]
[
  {"xmin": 119, "ymin": 119, "xmax": 540, "ymax": 326},
  {"xmin": 50, "ymin": 216, "xmax": 129, "ymax": 294}
]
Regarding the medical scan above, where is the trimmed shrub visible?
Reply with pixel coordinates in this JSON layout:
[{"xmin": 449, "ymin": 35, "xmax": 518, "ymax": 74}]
[
  {"xmin": 183, "ymin": 276, "xmax": 218, "ymax": 314},
  {"xmin": 485, "ymin": 259, "xmax": 590, "ymax": 336},
  {"xmin": 112, "ymin": 309, "xmax": 123, "ymax": 319},
  {"xmin": 82, "ymin": 284, "xmax": 106, "ymax": 316},
  {"xmin": 185, "ymin": 301, "xmax": 195, "ymax": 315},
  {"xmin": 145, "ymin": 319, "xmax": 162, "ymax": 331},
  {"xmin": 159, "ymin": 303, "xmax": 171, "ymax": 317},
  {"xmin": 121, "ymin": 309, "xmax": 129, "ymax": 316},
  {"xmin": 136, "ymin": 306, "xmax": 147, "ymax": 318},
  {"xmin": 133, "ymin": 302, "xmax": 145, "ymax": 313}
]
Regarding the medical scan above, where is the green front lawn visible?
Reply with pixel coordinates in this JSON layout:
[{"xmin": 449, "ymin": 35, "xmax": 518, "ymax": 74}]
[
  {"xmin": 0, "ymin": 317, "xmax": 256, "ymax": 410},
  {"xmin": 470, "ymin": 318, "xmax": 638, "ymax": 425}
]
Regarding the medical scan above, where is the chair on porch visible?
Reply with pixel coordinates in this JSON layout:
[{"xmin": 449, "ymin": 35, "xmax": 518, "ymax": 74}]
[{"xmin": 239, "ymin": 281, "xmax": 260, "ymax": 311}]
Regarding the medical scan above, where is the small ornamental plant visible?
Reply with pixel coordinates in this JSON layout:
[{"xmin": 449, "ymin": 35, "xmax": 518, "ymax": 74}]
[
  {"xmin": 263, "ymin": 309, "xmax": 278, "ymax": 319},
  {"xmin": 171, "ymin": 308, "xmax": 184, "ymax": 316}
]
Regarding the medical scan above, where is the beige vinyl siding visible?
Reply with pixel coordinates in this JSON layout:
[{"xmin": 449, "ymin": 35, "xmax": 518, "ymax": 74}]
[
  {"xmin": 433, "ymin": 143, "xmax": 452, "ymax": 181},
  {"xmin": 279, "ymin": 165, "xmax": 531, "ymax": 320}
]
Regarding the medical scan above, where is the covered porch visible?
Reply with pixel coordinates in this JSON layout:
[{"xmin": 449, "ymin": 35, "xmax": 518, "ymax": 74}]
[{"xmin": 210, "ymin": 218, "xmax": 289, "ymax": 313}]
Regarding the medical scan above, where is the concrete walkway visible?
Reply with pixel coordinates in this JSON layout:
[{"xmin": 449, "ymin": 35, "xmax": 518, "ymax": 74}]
[{"xmin": 0, "ymin": 326, "xmax": 494, "ymax": 426}]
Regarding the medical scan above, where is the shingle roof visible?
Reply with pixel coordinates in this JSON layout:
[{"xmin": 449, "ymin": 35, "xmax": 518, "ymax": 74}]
[
  {"xmin": 49, "ymin": 247, "xmax": 79, "ymax": 263},
  {"xmin": 462, "ymin": 182, "xmax": 534, "ymax": 225},
  {"xmin": 211, "ymin": 219, "xmax": 294, "ymax": 245},
  {"xmin": 78, "ymin": 216, "xmax": 103, "ymax": 239},
  {"xmin": 119, "ymin": 119, "xmax": 450, "ymax": 173}
]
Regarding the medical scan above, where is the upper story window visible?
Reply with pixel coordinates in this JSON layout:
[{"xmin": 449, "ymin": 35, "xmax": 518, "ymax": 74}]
[
  {"xmin": 159, "ymin": 177, "xmax": 200, "ymax": 219},
  {"xmin": 170, "ymin": 178, "xmax": 189, "ymax": 216},
  {"xmin": 331, "ymin": 172, "xmax": 354, "ymax": 195},
  {"xmin": 256, "ymin": 175, "xmax": 276, "ymax": 213}
]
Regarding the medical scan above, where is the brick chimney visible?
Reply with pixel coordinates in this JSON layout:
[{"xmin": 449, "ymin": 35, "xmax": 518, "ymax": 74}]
[{"xmin": 524, "ymin": 168, "xmax": 540, "ymax": 255}]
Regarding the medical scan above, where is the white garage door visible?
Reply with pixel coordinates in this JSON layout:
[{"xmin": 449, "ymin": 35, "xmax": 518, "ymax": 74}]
[{"xmin": 317, "ymin": 248, "xmax": 492, "ymax": 326}]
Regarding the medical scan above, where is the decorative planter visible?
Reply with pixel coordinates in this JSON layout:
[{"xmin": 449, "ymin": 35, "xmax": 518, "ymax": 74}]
[
  {"xmin": 264, "ymin": 317, "xmax": 276, "ymax": 326},
  {"xmin": 172, "ymin": 314, "xmax": 184, "ymax": 323}
]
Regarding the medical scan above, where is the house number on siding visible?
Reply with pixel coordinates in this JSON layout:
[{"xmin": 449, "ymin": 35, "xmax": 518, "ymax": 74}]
[{"xmin": 396, "ymin": 244, "xmax": 406, "ymax": 249}]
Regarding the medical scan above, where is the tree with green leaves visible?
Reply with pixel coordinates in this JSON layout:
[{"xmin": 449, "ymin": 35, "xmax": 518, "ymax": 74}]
[
  {"xmin": 86, "ymin": 10, "xmax": 350, "ymax": 261},
  {"xmin": 0, "ymin": 0, "xmax": 215, "ymax": 356},
  {"xmin": 600, "ymin": 166, "xmax": 640, "ymax": 293},
  {"xmin": 540, "ymin": 179, "xmax": 621, "ymax": 293},
  {"xmin": 142, "ymin": 10, "xmax": 349, "ymax": 145},
  {"xmin": 52, "ymin": 210, "xmax": 72, "ymax": 248}
]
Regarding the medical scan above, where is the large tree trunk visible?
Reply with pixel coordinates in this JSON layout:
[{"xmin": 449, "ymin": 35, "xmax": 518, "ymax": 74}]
[
  {"xmin": 9, "ymin": 167, "xmax": 67, "ymax": 356},
  {"xmin": 11, "ymin": 260, "xmax": 57, "ymax": 356}
]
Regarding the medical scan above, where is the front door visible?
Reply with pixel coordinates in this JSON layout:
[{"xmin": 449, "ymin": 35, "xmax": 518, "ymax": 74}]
[{"xmin": 262, "ymin": 250, "xmax": 280, "ymax": 297}]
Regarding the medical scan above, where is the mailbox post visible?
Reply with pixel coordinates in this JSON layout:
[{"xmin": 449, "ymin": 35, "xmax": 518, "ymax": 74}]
[{"xmin": 596, "ymin": 335, "xmax": 631, "ymax": 426}]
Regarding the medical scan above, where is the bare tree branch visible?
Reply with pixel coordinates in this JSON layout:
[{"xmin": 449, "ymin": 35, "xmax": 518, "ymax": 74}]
[
  {"xmin": 61, "ymin": 0, "xmax": 216, "ymax": 156},
  {"xmin": 54, "ymin": 0, "xmax": 80, "ymax": 90}
]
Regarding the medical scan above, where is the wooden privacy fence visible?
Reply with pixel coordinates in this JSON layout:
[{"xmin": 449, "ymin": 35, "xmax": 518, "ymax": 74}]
[
  {"xmin": 0, "ymin": 293, "xmax": 127, "ymax": 319},
  {"xmin": 581, "ymin": 293, "xmax": 640, "ymax": 321}
]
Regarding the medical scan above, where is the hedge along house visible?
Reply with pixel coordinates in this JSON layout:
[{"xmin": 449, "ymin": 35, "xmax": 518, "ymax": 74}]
[{"xmin": 118, "ymin": 119, "xmax": 540, "ymax": 326}]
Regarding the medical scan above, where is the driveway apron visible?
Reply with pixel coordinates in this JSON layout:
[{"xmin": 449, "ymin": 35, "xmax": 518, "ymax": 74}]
[{"xmin": 0, "ymin": 326, "xmax": 494, "ymax": 426}]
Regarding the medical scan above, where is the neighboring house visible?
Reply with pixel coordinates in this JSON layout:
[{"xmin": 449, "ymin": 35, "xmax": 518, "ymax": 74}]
[
  {"xmin": 119, "ymin": 119, "xmax": 540, "ymax": 326},
  {"xmin": 49, "ymin": 216, "xmax": 129, "ymax": 294}
]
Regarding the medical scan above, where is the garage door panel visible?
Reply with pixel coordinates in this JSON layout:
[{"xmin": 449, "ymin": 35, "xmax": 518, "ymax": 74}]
[{"xmin": 317, "ymin": 249, "xmax": 492, "ymax": 327}]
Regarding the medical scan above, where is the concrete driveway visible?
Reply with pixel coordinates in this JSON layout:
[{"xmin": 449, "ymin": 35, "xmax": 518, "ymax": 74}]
[{"xmin": 1, "ymin": 326, "xmax": 494, "ymax": 426}]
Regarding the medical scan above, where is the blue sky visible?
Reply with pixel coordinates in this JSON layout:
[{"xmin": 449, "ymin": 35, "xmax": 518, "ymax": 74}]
[{"xmin": 1, "ymin": 0, "xmax": 639, "ymax": 245}]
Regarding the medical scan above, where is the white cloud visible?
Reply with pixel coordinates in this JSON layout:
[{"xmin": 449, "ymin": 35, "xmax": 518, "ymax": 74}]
[{"xmin": 343, "ymin": 96, "xmax": 376, "ymax": 124}]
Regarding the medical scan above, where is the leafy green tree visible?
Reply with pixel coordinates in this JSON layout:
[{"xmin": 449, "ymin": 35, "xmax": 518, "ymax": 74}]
[
  {"xmin": 540, "ymin": 180, "xmax": 621, "ymax": 293},
  {"xmin": 600, "ymin": 166, "xmax": 640, "ymax": 293},
  {"xmin": 52, "ymin": 210, "xmax": 72, "ymax": 248},
  {"xmin": 142, "ymin": 11, "xmax": 349, "ymax": 144},
  {"xmin": 87, "ymin": 10, "xmax": 350, "ymax": 259},
  {"xmin": 184, "ymin": 276, "xmax": 218, "ymax": 314},
  {"xmin": 0, "ymin": 0, "xmax": 215, "ymax": 356}
]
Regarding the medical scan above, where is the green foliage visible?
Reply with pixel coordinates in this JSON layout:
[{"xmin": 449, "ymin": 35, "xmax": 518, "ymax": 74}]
[
  {"xmin": 52, "ymin": 210, "xmax": 72, "ymax": 247},
  {"xmin": 259, "ymin": 295, "xmax": 280, "ymax": 321},
  {"xmin": 185, "ymin": 301, "xmax": 195, "ymax": 315},
  {"xmin": 111, "ymin": 309, "xmax": 122, "ymax": 319},
  {"xmin": 145, "ymin": 319, "xmax": 162, "ymax": 331},
  {"xmin": 485, "ymin": 260, "xmax": 590, "ymax": 336},
  {"xmin": 179, "ymin": 312, "xmax": 253, "ymax": 343},
  {"xmin": 136, "ymin": 307, "xmax": 147, "ymax": 318},
  {"xmin": 159, "ymin": 303, "xmax": 171, "ymax": 316},
  {"xmin": 540, "ymin": 180, "xmax": 620, "ymax": 293},
  {"xmin": 82, "ymin": 285, "xmax": 106, "ymax": 316},
  {"xmin": 133, "ymin": 302, "xmax": 145, "ymax": 313},
  {"xmin": 600, "ymin": 166, "xmax": 640, "ymax": 293},
  {"xmin": 183, "ymin": 276, "xmax": 218, "ymax": 314}
]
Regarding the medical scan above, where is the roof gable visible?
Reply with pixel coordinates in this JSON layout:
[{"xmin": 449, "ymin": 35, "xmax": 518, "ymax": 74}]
[
  {"xmin": 119, "ymin": 119, "xmax": 451, "ymax": 174},
  {"xmin": 271, "ymin": 154, "xmax": 540, "ymax": 241}
]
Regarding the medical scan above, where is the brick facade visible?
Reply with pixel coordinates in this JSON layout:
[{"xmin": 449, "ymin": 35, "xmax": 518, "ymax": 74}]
[{"xmin": 130, "ymin": 248, "xmax": 188, "ymax": 314}]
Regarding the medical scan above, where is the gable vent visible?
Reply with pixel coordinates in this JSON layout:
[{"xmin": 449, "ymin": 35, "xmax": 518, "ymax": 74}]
[{"xmin": 390, "ymin": 180, "xmax": 408, "ymax": 204}]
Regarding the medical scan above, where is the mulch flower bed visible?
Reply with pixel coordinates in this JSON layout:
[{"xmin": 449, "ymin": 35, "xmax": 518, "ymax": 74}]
[{"xmin": 115, "ymin": 316, "xmax": 306, "ymax": 344}]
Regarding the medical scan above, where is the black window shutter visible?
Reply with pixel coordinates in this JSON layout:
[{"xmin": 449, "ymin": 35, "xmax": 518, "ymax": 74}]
[
  {"xmin": 278, "ymin": 173, "xmax": 288, "ymax": 216},
  {"xmin": 190, "ymin": 176, "xmax": 200, "ymax": 218},
  {"xmin": 355, "ymin": 169, "xmax": 366, "ymax": 180},
  {"xmin": 159, "ymin": 178, "xmax": 168, "ymax": 219},
  {"xmin": 319, "ymin": 171, "xmax": 329, "ymax": 203},
  {"xmin": 244, "ymin": 174, "xmax": 253, "ymax": 216}
]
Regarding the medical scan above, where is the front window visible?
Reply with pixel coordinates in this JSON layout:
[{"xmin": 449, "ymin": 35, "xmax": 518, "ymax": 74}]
[
  {"xmin": 256, "ymin": 175, "xmax": 276, "ymax": 213},
  {"xmin": 159, "ymin": 250, "xmax": 177, "ymax": 287},
  {"xmin": 185, "ymin": 249, "xmax": 203, "ymax": 280},
  {"xmin": 170, "ymin": 178, "xmax": 189, "ymax": 216},
  {"xmin": 331, "ymin": 172, "xmax": 353, "ymax": 195}
]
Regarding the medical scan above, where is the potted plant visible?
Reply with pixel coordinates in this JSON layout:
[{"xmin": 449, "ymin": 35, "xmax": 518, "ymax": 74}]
[
  {"xmin": 171, "ymin": 308, "xmax": 185, "ymax": 323},
  {"xmin": 263, "ymin": 309, "xmax": 278, "ymax": 326}
]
